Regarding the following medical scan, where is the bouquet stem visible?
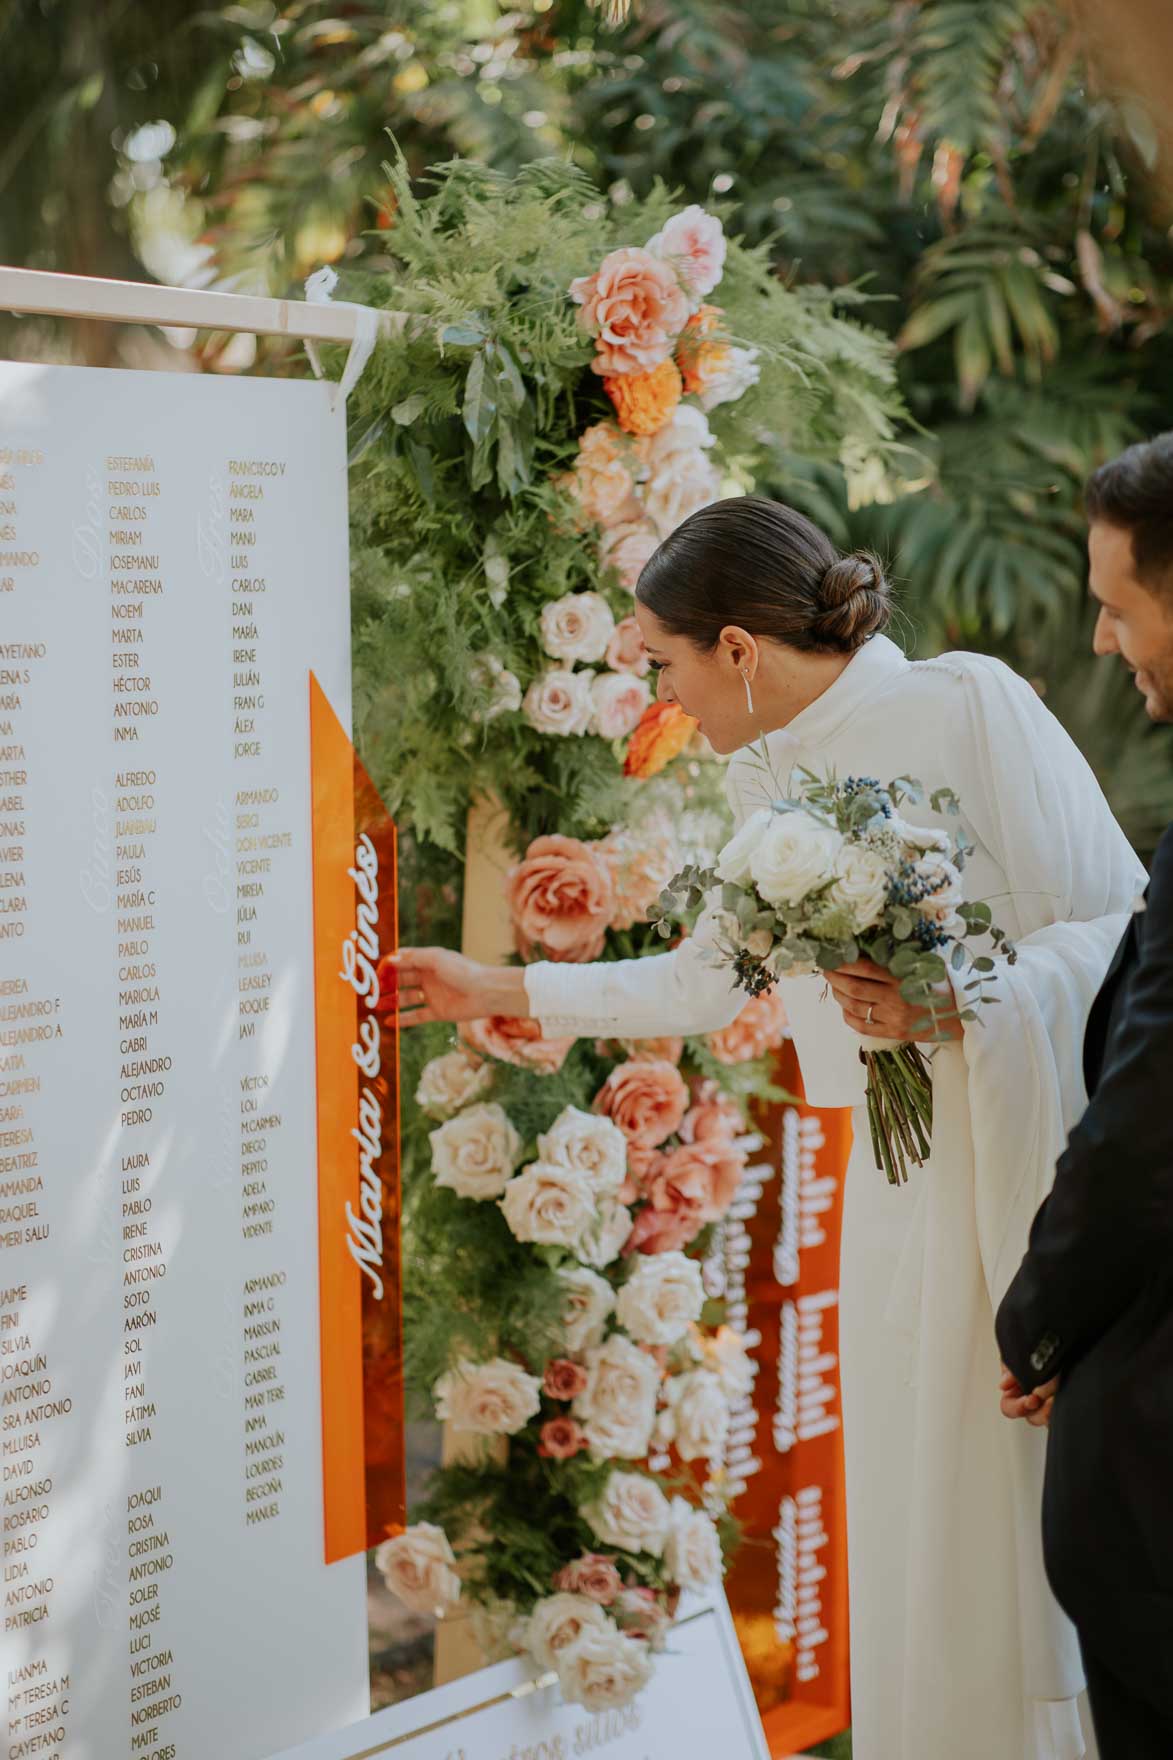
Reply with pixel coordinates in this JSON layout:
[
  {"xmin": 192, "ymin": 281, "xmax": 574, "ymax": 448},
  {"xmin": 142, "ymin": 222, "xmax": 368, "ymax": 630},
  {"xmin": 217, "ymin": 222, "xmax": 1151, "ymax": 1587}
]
[{"xmin": 862, "ymin": 1045, "xmax": 933, "ymax": 1186}]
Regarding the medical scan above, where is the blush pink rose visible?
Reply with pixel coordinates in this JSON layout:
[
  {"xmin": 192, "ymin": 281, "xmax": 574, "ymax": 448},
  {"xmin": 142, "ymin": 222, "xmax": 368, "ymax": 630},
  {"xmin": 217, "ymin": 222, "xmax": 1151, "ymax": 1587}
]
[
  {"xmin": 680, "ymin": 1080, "xmax": 744, "ymax": 1144},
  {"xmin": 705, "ymin": 990, "xmax": 789, "ymax": 1065},
  {"xmin": 594, "ymin": 1059, "xmax": 689, "ymax": 1149},
  {"xmin": 553, "ymin": 1554, "xmax": 624, "ymax": 1605},
  {"xmin": 629, "ymin": 1139, "xmax": 745, "ymax": 1254},
  {"xmin": 646, "ymin": 205, "xmax": 727, "ymax": 299},
  {"xmin": 618, "ymin": 1144, "xmax": 667, "ymax": 1205},
  {"xmin": 605, "ymin": 616, "xmax": 650, "ymax": 677},
  {"xmin": 460, "ymin": 1016, "xmax": 575, "ymax": 1074},
  {"xmin": 539, "ymin": 1417, "xmax": 588, "ymax": 1461},
  {"xmin": 543, "ymin": 1358, "xmax": 591, "ymax": 1401},
  {"xmin": 508, "ymin": 834, "xmax": 617, "ymax": 964},
  {"xmin": 625, "ymin": 1204, "xmax": 699, "ymax": 1256},
  {"xmin": 600, "ymin": 521, "xmax": 660, "ymax": 592},
  {"xmin": 590, "ymin": 671, "xmax": 652, "ymax": 742},
  {"xmin": 570, "ymin": 247, "xmax": 691, "ymax": 377}
]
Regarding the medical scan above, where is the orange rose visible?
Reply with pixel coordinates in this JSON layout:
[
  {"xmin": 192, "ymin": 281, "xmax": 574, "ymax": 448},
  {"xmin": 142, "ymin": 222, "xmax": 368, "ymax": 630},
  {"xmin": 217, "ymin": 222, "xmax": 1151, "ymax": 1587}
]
[
  {"xmin": 508, "ymin": 834, "xmax": 616, "ymax": 963},
  {"xmin": 594, "ymin": 1058, "xmax": 688, "ymax": 1149},
  {"xmin": 623, "ymin": 701, "xmax": 698, "ymax": 778},
  {"xmin": 705, "ymin": 989, "xmax": 789, "ymax": 1065},
  {"xmin": 604, "ymin": 358, "xmax": 683, "ymax": 437},
  {"xmin": 460, "ymin": 1016, "xmax": 575, "ymax": 1074},
  {"xmin": 676, "ymin": 304, "xmax": 732, "ymax": 396}
]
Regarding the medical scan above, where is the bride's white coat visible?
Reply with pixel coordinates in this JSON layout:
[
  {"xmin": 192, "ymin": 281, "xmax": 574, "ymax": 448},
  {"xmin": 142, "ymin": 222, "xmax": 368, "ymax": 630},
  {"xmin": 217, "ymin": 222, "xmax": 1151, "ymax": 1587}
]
[{"xmin": 527, "ymin": 635, "xmax": 1142, "ymax": 1759}]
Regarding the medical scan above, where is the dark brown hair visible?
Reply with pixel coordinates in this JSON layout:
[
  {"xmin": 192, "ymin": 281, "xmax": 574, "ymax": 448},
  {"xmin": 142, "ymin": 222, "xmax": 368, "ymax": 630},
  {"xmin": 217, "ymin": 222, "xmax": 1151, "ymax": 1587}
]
[
  {"xmin": 1085, "ymin": 432, "xmax": 1173, "ymax": 590},
  {"xmin": 635, "ymin": 495, "xmax": 891, "ymax": 654}
]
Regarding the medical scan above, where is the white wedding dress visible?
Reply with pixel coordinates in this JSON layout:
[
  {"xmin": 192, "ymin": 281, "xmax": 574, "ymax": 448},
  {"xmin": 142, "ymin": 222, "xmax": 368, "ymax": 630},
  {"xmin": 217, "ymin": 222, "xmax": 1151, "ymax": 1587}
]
[{"xmin": 524, "ymin": 635, "xmax": 1143, "ymax": 1760}]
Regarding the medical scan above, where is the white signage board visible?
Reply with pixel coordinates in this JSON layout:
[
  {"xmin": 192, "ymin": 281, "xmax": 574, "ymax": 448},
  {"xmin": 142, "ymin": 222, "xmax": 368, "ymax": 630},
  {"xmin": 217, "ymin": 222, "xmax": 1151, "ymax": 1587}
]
[
  {"xmin": 271, "ymin": 1596, "xmax": 771, "ymax": 1760},
  {"xmin": 0, "ymin": 361, "xmax": 368, "ymax": 1758}
]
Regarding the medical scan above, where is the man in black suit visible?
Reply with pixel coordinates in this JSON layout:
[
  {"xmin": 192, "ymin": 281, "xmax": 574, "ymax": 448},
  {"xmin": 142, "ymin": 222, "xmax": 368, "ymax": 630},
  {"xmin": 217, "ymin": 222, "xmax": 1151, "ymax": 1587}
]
[{"xmin": 996, "ymin": 432, "xmax": 1173, "ymax": 1757}]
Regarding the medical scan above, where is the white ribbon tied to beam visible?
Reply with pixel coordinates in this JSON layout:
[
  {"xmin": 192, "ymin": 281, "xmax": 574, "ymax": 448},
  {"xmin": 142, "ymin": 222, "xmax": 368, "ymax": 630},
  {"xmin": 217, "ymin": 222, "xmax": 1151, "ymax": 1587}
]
[{"xmin": 303, "ymin": 266, "xmax": 380, "ymax": 408}]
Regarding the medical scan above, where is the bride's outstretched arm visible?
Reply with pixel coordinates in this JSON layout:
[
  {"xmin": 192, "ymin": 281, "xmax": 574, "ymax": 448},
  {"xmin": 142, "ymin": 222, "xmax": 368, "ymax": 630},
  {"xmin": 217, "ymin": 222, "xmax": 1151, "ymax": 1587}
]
[{"xmin": 389, "ymin": 935, "xmax": 745, "ymax": 1040}]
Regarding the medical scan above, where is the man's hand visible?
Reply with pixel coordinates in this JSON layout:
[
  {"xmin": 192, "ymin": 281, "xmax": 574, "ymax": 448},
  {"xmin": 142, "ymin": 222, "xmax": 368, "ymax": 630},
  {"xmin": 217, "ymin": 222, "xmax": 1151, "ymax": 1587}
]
[
  {"xmin": 999, "ymin": 1365, "xmax": 1059, "ymax": 1428},
  {"xmin": 827, "ymin": 959, "xmax": 964, "ymax": 1043}
]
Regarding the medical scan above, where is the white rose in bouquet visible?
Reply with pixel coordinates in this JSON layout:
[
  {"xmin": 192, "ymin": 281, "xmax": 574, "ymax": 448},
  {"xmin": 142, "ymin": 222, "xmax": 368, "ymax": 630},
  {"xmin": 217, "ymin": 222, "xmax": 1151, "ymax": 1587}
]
[
  {"xmin": 584, "ymin": 1470, "xmax": 672, "ymax": 1555},
  {"xmin": 664, "ymin": 1499, "xmax": 723, "ymax": 1592},
  {"xmin": 573, "ymin": 1334, "xmax": 660, "ymax": 1460},
  {"xmin": 415, "ymin": 1047, "xmax": 491, "ymax": 1118},
  {"xmin": 540, "ymin": 591, "xmax": 615, "ymax": 665},
  {"xmin": 501, "ymin": 1162, "xmax": 598, "ymax": 1250},
  {"xmin": 662, "ymin": 1368, "xmax": 729, "ymax": 1461},
  {"xmin": 558, "ymin": 1266, "xmax": 615, "ymax": 1351},
  {"xmin": 374, "ymin": 1523, "xmax": 462, "ymax": 1616},
  {"xmin": 433, "ymin": 1357, "xmax": 542, "ymax": 1435},
  {"xmin": 830, "ymin": 842, "xmax": 891, "ymax": 933},
  {"xmin": 698, "ymin": 345, "xmax": 761, "ymax": 412},
  {"xmin": 523, "ymin": 669, "xmax": 595, "ymax": 737},
  {"xmin": 750, "ymin": 812, "xmax": 842, "ymax": 908},
  {"xmin": 590, "ymin": 670, "xmax": 652, "ymax": 741},
  {"xmin": 538, "ymin": 1106, "xmax": 628, "ymax": 1197},
  {"xmin": 889, "ymin": 815, "xmax": 951, "ymax": 854},
  {"xmin": 557, "ymin": 1624, "xmax": 654, "ymax": 1712},
  {"xmin": 714, "ymin": 807, "xmax": 772, "ymax": 886},
  {"xmin": 573, "ymin": 1197, "xmax": 634, "ymax": 1270},
  {"xmin": 429, "ymin": 1102, "xmax": 521, "ymax": 1201},
  {"xmin": 913, "ymin": 852, "xmax": 965, "ymax": 931},
  {"xmin": 524, "ymin": 1593, "xmax": 613, "ymax": 1671},
  {"xmin": 616, "ymin": 1252, "xmax": 705, "ymax": 1346}
]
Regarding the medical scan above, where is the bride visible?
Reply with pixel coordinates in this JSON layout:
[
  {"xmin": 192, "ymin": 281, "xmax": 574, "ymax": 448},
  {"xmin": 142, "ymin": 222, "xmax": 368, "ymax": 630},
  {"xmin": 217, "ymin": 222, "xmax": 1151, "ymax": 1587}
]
[{"xmin": 393, "ymin": 496, "xmax": 1142, "ymax": 1760}]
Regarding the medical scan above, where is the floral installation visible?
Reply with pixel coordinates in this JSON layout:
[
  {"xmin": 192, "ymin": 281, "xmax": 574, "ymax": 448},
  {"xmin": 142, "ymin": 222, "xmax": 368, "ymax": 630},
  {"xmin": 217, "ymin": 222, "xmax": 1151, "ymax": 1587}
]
[{"xmin": 342, "ymin": 157, "xmax": 902, "ymax": 1710}]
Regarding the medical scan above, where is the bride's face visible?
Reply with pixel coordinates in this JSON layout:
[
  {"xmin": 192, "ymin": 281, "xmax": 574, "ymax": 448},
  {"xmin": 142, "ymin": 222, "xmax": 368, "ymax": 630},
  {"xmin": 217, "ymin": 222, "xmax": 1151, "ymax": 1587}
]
[{"xmin": 633, "ymin": 603, "xmax": 757, "ymax": 754}]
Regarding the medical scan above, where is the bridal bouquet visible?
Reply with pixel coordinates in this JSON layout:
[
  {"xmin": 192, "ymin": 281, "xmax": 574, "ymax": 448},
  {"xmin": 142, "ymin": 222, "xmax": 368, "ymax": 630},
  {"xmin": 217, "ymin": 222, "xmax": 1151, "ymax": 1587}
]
[{"xmin": 654, "ymin": 769, "xmax": 1016, "ymax": 1185}]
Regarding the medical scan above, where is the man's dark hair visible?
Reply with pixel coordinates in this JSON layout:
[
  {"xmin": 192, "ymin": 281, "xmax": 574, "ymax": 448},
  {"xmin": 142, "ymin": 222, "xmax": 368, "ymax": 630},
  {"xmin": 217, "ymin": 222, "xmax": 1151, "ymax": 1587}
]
[{"xmin": 1085, "ymin": 432, "xmax": 1173, "ymax": 587}]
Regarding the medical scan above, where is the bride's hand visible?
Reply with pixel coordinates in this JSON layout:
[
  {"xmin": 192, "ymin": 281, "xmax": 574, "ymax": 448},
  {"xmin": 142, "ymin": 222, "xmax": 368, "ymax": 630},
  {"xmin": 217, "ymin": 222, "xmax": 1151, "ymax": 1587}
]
[
  {"xmin": 384, "ymin": 949, "xmax": 529, "ymax": 1028},
  {"xmin": 826, "ymin": 959, "xmax": 964, "ymax": 1043}
]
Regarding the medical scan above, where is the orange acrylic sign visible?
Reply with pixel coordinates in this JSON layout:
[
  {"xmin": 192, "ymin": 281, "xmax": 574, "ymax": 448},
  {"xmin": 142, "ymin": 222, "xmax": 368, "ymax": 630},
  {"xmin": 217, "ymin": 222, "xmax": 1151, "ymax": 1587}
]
[
  {"xmin": 310, "ymin": 672, "xmax": 405, "ymax": 1563},
  {"xmin": 722, "ymin": 1041, "xmax": 853, "ymax": 1756}
]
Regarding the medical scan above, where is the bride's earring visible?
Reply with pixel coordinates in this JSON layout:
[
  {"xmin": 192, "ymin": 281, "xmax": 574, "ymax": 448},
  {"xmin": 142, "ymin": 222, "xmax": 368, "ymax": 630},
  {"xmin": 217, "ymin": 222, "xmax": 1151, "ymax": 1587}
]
[{"xmin": 742, "ymin": 669, "xmax": 755, "ymax": 715}]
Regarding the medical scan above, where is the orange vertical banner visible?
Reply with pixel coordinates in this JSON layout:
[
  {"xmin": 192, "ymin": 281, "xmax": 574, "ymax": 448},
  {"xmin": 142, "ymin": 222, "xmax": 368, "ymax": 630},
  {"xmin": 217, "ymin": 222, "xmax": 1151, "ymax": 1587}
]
[
  {"xmin": 310, "ymin": 672, "xmax": 405, "ymax": 1564},
  {"xmin": 722, "ymin": 1041, "xmax": 853, "ymax": 1756}
]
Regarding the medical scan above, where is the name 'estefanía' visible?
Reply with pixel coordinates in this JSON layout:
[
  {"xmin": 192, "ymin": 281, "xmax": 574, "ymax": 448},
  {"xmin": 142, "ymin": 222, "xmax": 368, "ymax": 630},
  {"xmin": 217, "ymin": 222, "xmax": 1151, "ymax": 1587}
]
[{"xmin": 338, "ymin": 832, "xmax": 385, "ymax": 1301}]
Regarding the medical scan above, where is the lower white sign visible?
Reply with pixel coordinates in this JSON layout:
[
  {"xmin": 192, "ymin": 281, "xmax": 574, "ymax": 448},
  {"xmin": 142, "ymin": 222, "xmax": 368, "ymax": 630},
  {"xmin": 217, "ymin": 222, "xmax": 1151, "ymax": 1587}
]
[{"xmin": 269, "ymin": 1596, "xmax": 769, "ymax": 1760}]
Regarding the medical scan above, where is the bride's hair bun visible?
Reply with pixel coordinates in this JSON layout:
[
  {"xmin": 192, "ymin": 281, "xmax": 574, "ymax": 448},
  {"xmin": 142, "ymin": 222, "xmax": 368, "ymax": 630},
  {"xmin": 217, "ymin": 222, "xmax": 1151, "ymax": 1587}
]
[{"xmin": 812, "ymin": 552, "xmax": 891, "ymax": 651}]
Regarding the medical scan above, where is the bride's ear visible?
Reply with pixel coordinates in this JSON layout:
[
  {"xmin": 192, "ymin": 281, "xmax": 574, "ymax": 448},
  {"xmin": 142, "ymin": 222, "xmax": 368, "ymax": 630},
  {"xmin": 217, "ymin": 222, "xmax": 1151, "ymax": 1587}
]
[{"xmin": 718, "ymin": 625, "xmax": 759, "ymax": 678}]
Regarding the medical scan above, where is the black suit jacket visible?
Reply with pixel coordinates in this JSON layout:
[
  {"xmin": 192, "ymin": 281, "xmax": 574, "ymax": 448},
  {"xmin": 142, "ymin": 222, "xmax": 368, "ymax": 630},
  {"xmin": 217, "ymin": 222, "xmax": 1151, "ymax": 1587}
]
[{"xmin": 996, "ymin": 825, "xmax": 1173, "ymax": 1658}]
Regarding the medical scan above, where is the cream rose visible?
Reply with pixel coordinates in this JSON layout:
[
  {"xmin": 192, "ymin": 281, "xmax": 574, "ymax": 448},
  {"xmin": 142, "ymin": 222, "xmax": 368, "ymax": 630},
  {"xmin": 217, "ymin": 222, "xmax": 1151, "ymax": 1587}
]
[
  {"xmin": 698, "ymin": 344, "xmax": 760, "ymax": 412},
  {"xmin": 574, "ymin": 1197, "xmax": 634, "ymax": 1270},
  {"xmin": 702, "ymin": 1326, "xmax": 758, "ymax": 1403},
  {"xmin": 913, "ymin": 852, "xmax": 965, "ymax": 925},
  {"xmin": 501, "ymin": 1162, "xmax": 597, "ymax": 1250},
  {"xmin": 558, "ymin": 1266, "xmax": 615, "ymax": 1352},
  {"xmin": 415, "ymin": 1047, "xmax": 492, "ymax": 1118},
  {"xmin": 374, "ymin": 1523, "xmax": 462, "ymax": 1616},
  {"xmin": 605, "ymin": 615, "xmax": 650, "ymax": 677},
  {"xmin": 573, "ymin": 1333, "xmax": 660, "ymax": 1460},
  {"xmin": 830, "ymin": 842, "xmax": 891, "ymax": 932},
  {"xmin": 538, "ymin": 1106, "xmax": 628, "ymax": 1198},
  {"xmin": 523, "ymin": 669, "xmax": 595, "ymax": 737},
  {"xmin": 663, "ymin": 1369, "xmax": 729, "ymax": 1462},
  {"xmin": 583, "ymin": 1470, "xmax": 673, "ymax": 1556},
  {"xmin": 540, "ymin": 591, "xmax": 616, "ymax": 665},
  {"xmin": 639, "ymin": 402, "xmax": 715, "ymax": 468},
  {"xmin": 557, "ymin": 1625, "xmax": 654, "ymax": 1713},
  {"xmin": 429, "ymin": 1102, "xmax": 522, "ymax": 1202},
  {"xmin": 643, "ymin": 448, "xmax": 722, "ymax": 539},
  {"xmin": 750, "ymin": 812, "xmax": 842, "ymax": 907},
  {"xmin": 714, "ymin": 809, "xmax": 773, "ymax": 886},
  {"xmin": 591, "ymin": 671, "xmax": 652, "ymax": 741},
  {"xmin": 600, "ymin": 519, "xmax": 659, "ymax": 592},
  {"xmin": 616, "ymin": 1252, "xmax": 705, "ymax": 1346},
  {"xmin": 664, "ymin": 1499, "xmax": 723, "ymax": 1591},
  {"xmin": 524, "ymin": 1593, "xmax": 613, "ymax": 1672},
  {"xmin": 433, "ymin": 1357, "xmax": 541, "ymax": 1436}
]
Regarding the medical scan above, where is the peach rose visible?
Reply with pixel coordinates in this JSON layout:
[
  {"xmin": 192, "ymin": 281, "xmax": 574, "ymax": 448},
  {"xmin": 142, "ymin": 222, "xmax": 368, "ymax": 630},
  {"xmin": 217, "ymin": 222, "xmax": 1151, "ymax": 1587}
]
[
  {"xmin": 553, "ymin": 1554, "xmax": 623, "ymax": 1605},
  {"xmin": 705, "ymin": 990, "xmax": 789, "ymax": 1065},
  {"xmin": 594, "ymin": 1059, "xmax": 688, "ymax": 1149},
  {"xmin": 600, "ymin": 520, "xmax": 660, "ymax": 592},
  {"xmin": 597, "ymin": 819, "xmax": 677, "ymax": 931},
  {"xmin": 544, "ymin": 1358, "xmax": 591, "ymax": 1401},
  {"xmin": 605, "ymin": 615, "xmax": 650, "ymax": 677},
  {"xmin": 460, "ymin": 1016, "xmax": 575, "ymax": 1074},
  {"xmin": 508, "ymin": 834, "xmax": 617, "ymax": 964},
  {"xmin": 625, "ymin": 1204, "xmax": 699, "ymax": 1256},
  {"xmin": 628, "ymin": 1139, "xmax": 745, "ymax": 1255},
  {"xmin": 617, "ymin": 1143, "xmax": 666, "ymax": 1205},
  {"xmin": 644, "ymin": 446, "xmax": 722, "ymax": 539},
  {"xmin": 620, "ymin": 1037, "xmax": 684, "ymax": 1065},
  {"xmin": 568, "ymin": 422, "xmax": 642, "ymax": 529},
  {"xmin": 623, "ymin": 701, "xmax": 697, "ymax": 779},
  {"xmin": 604, "ymin": 357, "xmax": 683, "ymax": 435},
  {"xmin": 680, "ymin": 1079, "xmax": 744, "ymax": 1143},
  {"xmin": 570, "ymin": 247, "xmax": 692, "ymax": 377},
  {"xmin": 539, "ymin": 1417, "xmax": 588, "ymax": 1461},
  {"xmin": 646, "ymin": 205, "xmax": 727, "ymax": 299}
]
